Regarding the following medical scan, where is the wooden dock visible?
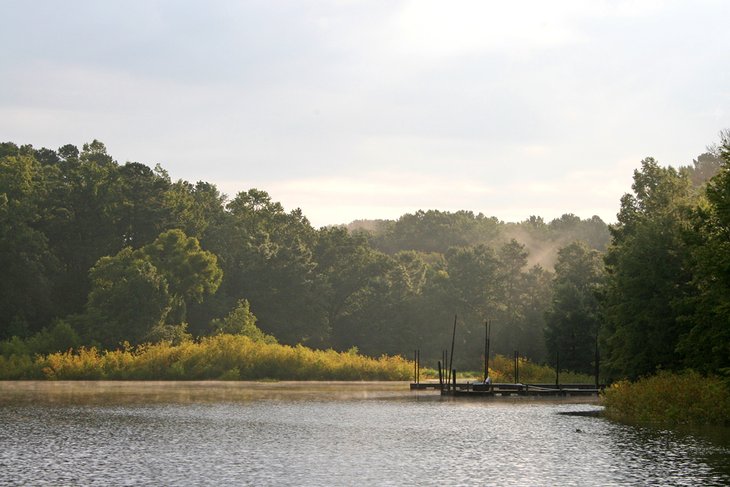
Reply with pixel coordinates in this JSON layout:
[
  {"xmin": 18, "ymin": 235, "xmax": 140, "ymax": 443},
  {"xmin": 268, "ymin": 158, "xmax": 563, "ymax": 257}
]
[
  {"xmin": 410, "ymin": 382, "xmax": 603, "ymax": 397},
  {"xmin": 409, "ymin": 316, "xmax": 605, "ymax": 399}
]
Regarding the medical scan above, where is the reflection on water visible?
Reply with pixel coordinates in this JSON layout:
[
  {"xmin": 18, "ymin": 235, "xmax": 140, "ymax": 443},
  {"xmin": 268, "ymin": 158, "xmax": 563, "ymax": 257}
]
[{"xmin": 1, "ymin": 381, "xmax": 728, "ymax": 486}]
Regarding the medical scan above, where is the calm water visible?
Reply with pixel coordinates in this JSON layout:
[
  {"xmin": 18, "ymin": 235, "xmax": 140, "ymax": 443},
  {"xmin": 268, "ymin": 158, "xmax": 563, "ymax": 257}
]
[{"xmin": 0, "ymin": 381, "xmax": 728, "ymax": 486}]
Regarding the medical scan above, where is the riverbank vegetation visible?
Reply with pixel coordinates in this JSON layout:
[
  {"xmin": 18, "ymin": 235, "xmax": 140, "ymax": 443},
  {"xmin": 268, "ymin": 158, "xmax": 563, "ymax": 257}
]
[
  {"xmin": 0, "ymin": 335, "xmax": 589, "ymax": 383},
  {"xmin": 0, "ymin": 334, "xmax": 412, "ymax": 381},
  {"xmin": 1, "ymin": 132, "xmax": 730, "ymax": 418},
  {"xmin": 602, "ymin": 371, "xmax": 730, "ymax": 425}
]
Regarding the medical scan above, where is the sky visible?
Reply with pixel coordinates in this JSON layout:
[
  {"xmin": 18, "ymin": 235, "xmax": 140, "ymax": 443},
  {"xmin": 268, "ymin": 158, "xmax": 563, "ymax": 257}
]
[{"xmin": 2, "ymin": 0, "xmax": 729, "ymax": 227}]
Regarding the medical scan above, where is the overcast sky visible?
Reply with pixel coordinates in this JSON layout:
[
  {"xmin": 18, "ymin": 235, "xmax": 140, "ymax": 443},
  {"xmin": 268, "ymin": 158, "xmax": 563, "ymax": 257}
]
[{"xmin": 2, "ymin": 0, "xmax": 728, "ymax": 227}]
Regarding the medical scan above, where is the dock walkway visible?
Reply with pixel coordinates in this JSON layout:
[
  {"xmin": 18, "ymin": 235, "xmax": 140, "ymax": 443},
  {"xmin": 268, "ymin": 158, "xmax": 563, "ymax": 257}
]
[{"xmin": 410, "ymin": 382, "xmax": 603, "ymax": 397}]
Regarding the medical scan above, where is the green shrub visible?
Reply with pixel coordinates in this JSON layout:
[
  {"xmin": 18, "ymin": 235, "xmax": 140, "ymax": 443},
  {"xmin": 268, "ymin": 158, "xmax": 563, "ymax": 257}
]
[
  {"xmin": 602, "ymin": 370, "xmax": 730, "ymax": 425},
  {"xmin": 0, "ymin": 321, "xmax": 81, "ymax": 358},
  {"xmin": 0, "ymin": 354, "xmax": 41, "ymax": 379},
  {"xmin": 26, "ymin": 321, "xmax": 81, "ymax": 355},
  {"xmin": 209, "ymin": 299, "xmax": 277, "ymax": 344},
  {"xmin": 0, "ymin": 336, "xmax": 30, "ymax": 358}
]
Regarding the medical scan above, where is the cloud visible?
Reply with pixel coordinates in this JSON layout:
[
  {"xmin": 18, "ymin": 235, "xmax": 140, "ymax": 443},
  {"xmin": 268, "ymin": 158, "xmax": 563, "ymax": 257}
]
[
  {"xmin": 1, "ymin": 0, "xmax": 727, "ymax": 232},
  {"xmin": 391, "ymin": 1, "xmax": 584, "ymax": 58}
]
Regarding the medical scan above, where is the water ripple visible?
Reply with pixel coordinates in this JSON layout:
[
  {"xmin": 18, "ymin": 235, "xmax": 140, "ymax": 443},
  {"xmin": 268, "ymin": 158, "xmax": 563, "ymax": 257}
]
[{"xmin": 0, "ymin": 383, "xmax": 728, "ymax": 486}]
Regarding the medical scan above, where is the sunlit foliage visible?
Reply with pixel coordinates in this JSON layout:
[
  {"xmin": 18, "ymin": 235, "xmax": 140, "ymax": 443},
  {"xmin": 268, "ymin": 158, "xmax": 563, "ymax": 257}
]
[
  {"xmin": 0, "ymin": 334, "xmax": 412, "ymax": 381},
  {"xmin": 602, "ymin": 371, "xmax": 730, "ymax": 425}
]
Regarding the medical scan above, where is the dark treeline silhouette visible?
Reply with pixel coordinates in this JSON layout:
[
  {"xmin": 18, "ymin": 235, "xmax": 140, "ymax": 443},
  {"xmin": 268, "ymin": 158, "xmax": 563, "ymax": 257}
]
[{"xmin": 1, "ymin": 134, "xmax": 728, "ymax": 379}]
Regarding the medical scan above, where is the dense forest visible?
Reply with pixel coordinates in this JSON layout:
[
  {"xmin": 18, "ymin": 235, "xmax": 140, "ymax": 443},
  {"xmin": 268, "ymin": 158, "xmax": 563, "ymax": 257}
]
[{"xmin": 1, "ymin": 134, "xmax": 728, "ymax": 381}]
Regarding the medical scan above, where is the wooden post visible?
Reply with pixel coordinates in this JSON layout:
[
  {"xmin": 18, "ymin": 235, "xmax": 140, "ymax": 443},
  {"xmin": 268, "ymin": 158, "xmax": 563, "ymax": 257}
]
[
  {"xmin": 438, "ymin": 360, "xmax": 443, "ymax": 389},
  {"xmin": 414, "ymin": 350, "xmax": 417, "ymax": 384},
  {"xmin": 514, "ymin": 350, "xmax": 519, "ymax": 384},
  {"xmin": 417, "ymin": 349, "xmax": 420, "ymax": 384},
  {"xmin": 448, "ymin": 315, "xmax": 457, "ymax": 392},
  {"xmin": 444, "ymin": 349, "xmax": 451, "ymax": 388},
  {"xmin": 442, "ymin": 350, "xmax": 445, "ymax": 386},
  {"xmin": 452, "ymin": 369, "xmax": 456, "ymax": 388},
  {"xmin": 556, "ymin": 351, "xmax": 560, "ymax": 388},
  {"xmin": 487, "ymin": 320, "xmax": 491, "ymax": 379},
  {"xmin": 483, "ymin": 320, "xmax": 489, "ymax": 382},
  {"xmin": 594, "ymin": 336, "xmax": 599, "ymax": 389}
]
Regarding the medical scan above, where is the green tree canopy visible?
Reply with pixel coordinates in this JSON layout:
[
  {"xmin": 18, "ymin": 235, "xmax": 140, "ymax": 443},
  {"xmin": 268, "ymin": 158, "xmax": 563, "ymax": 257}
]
[
  {"xmin": 602, "ymin": 158, "xmax": 695, "ymax": 379},
  {"xmin": 82, "ymin": 229, "xmax": 222, "ymax": 347},
  {"xmin": 545, "ymin": 241, "xmax": 604, "ymax": 375},
  {"xmin": 0, "ymin": 150, "xmax": 58, "ymax": 338},
  {"xmin": 140, "ymin": 229, "xmax": 223, "ymax": 323},
  {"xmin": 678, "ymin": 132, "xmax": 730, "ymax": 374},
  {"xmin": 84, "ymin": 247, "xmax": 172, "ymax": 347}
]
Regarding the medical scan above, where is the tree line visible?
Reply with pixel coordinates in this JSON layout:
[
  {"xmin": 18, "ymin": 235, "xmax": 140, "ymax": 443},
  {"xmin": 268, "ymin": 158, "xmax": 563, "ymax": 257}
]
[{"xmin": 1, "ymin": 135, "xmax": 727, "ymax": 380}]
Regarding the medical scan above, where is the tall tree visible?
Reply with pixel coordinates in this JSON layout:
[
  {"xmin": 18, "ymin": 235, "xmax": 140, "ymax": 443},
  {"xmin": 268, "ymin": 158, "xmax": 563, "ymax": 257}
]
[
  {"xmin": 212, "ymin": 189, "xmax": 324, "ymax": 345},
  {"xmin": 545, "ymin": 242, "xmax": 604, "ymax": 375},
  {"xmin": 140, "ymin": 229, "xmax": 223, "ymax": 324},
  {"xmin": 113, "ymin": 162, "xmax": 171, "ymax": 248},
  {"xmin": 83, "ymin": 247, "xmax": 172, "ymax": 347},
  {"xmin": 602, "ymin": 158, "xmax": 695, "ymax": 379},
  {"xmin": 82, "ymin": 229, "xmax": 222, "ymax": 346},
  {"xmin": 315, "ymin": 226, "xmax": 390, "ymax": 349},
  {"xmin": 494, "ymin": 239, "xmax": 530, "ymax": 352},
  {"xmin": 678, "ymin": 133, "xmax": 730, "ymax": 374},
  {"xmin": 0, "ymin": 150, "xmax": 58, "ymax": 337},
  {"xmin": 518, "ymin": 264, "xmax": 552, "ymax": 363},
  {"xmin": 165, "ymin": 179, "xmax": 227, "ymax": 240},
  {"xmin": 42, "ymin": 141, "xmax": 122, "ymax": 316}
]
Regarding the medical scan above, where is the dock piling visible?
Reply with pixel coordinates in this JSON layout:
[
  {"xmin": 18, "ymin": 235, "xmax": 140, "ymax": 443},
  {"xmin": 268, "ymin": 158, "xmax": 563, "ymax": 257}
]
[
  {"xmin": 448, "ymin": 315, "xmax": 456, "ymax": 392},
  {"xmin": 413, "ymin": 350, "xmax": 417, "ymax": 384},
  {"xmin": 594, "ymin": 337, "xmax": 599, "ymax": 389},
  {"xmin": 483, "ymin": 320, "xmax": 491, "ymax": 383}
]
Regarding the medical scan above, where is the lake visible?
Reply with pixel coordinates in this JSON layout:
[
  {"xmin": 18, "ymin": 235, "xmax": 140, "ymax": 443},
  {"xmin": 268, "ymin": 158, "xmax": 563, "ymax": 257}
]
[{"xmin": 1, "ymin": 381, "xmax": 728, "ymax": 486}]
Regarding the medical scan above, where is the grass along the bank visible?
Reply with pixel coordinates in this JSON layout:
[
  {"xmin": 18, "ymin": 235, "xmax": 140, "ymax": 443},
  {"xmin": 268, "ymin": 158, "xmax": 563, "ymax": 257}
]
[
  {"xmin": 0, "ymin": 334, "xmax": 412, "ymax": 381},
  {"xmin": 602, "ymin": 371, "xmax": 730, "ymax": 426}
]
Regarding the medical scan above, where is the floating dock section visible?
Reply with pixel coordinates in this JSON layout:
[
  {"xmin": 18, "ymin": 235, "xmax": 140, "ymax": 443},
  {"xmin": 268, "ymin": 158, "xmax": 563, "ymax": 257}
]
[
  {"xmin": 410, "ymin": 381, "xmax": 603, "ymax": 397},
  {"xmin": 409, "ymin": 317, "xmax": 604, "ymax": 398}
]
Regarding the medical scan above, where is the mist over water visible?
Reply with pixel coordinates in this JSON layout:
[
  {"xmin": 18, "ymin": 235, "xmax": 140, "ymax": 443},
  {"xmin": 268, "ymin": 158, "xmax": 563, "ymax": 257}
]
[{"xmin": 1, "ymin": 382, "xmax": 728, "ymax": 486}]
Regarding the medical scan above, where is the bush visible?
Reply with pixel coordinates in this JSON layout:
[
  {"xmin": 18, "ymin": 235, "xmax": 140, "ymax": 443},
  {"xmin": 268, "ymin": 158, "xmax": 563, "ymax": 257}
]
[
  {"xmin": 0, "ymin": 321, "xmax": 80, "ymax": 358},
  {"xmin": 0, "ymin": 354, "xmax": 41, "ymax": 379},
  {"xmin": 602, "ymin": 370, "xmax": 730, "ymax": 425},
  {"xmin": 209, "ymin": 299, "xmax": 277, "ymax": 344},
  {"xmin": 143, "ymin": 323, "xmax": 192, "ymax": 345},
  {"xmin": 26, "ymin": 321, "xmax": 81, "ymax": 355}
]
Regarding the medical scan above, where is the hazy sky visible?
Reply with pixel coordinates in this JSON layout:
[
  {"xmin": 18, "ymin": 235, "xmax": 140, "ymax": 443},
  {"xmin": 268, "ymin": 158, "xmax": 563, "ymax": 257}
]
[{"xmin": 2, "ymin": 1, "xmax": 729, "ymax": 227}]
